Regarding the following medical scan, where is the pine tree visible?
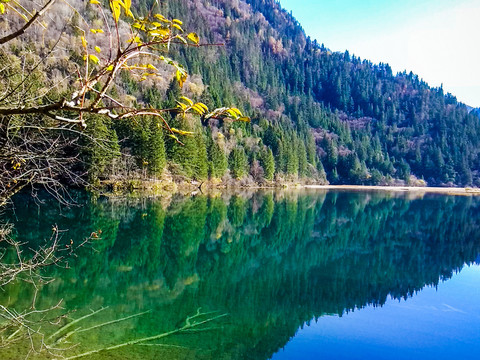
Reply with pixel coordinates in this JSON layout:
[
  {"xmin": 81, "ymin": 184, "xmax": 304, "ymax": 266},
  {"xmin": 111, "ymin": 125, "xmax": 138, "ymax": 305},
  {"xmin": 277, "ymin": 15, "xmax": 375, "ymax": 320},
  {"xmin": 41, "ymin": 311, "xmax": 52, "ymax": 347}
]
[
  {"xmin": 260, "ymin": 147, "xmax": 275, "ymax": 181},
  {"xmin": 83, "ymin": 116, "xmax": 120, "ymax": 183},
  {"xmin": 193, "ymin": 128, "xmax": 208, "ymax": 180},
  {"xmin": 325, "ymin": 137, "xmax": 338, "ymax": 170},
  {"xmin": 298, "ymin": 141, "xmax": 308, "ymax": 178},
  {"xmin": 166, "ymin": 117, "xmax": 197, "ymax": 178},
  {"xmin": 147, "ymin": 120, "xmax": 166, "ymax": 176},
  {"xmin": 229, "ymin": 146, "xmax": 248, "ymax": 179},
  {"xmin": 209, "ymin": 141, "xmax": 228, "ymax": 179}
]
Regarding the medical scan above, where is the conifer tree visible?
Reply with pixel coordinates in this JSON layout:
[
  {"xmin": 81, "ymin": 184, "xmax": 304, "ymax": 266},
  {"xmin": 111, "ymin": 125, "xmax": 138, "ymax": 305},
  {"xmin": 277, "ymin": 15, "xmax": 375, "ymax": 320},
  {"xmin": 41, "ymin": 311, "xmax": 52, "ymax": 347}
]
[
  {"xmin": 83, "ymin": 116, "xmax": 120, "ymax": 183},
  {"xmin": 209, "ymin": 141, "xmax": 228, "ymax": 179},
  {"xmin": 229, "ymin": 146, "xmax": 248, "ymax": 179},
  {"xmin": 261, "ymin": 147, "xmax": 275, "ymax": 181},
  {"xmin": 298, "ymin": 141, "xmax": 308, "ymax": 178},
  {"xmin": 166, "ymin": 117, "xmax": 197, "ymax": 178},
  {"xmin": 193, "ymin": 128, "xmax": 208, "ymax": 180},
  {"xmin": 147, "ymin": 120, "xmax": 167, "ymax": 176}
]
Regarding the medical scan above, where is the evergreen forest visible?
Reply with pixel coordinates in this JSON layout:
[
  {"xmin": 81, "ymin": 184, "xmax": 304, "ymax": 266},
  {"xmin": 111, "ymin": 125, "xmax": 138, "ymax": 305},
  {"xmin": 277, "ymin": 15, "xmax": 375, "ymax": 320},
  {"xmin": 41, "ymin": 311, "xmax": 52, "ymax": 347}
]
[{"xmin": 2, "ymin": 0, "xmax": 480, "ymax": 190}]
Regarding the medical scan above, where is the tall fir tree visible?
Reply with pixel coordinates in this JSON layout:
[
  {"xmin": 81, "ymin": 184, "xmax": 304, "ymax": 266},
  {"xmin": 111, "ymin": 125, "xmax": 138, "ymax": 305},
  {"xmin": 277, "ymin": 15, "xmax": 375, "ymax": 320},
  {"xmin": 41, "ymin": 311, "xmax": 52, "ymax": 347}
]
[
  {"xmin": 229, "ymin": 146, "xmax": 248, "ymax": 179},
  {"xmin": 260, "ymin": 147, "xmax": 275, "ymax": 181}
]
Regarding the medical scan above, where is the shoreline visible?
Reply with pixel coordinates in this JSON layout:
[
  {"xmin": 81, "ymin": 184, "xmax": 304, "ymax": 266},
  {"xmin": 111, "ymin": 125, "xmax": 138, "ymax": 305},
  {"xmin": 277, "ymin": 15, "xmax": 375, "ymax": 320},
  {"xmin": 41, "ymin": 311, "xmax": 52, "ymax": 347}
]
[
  {"xmin": 304, "ymin": 185, "xmax": 480, "ymax": 195},
  {"xmin": 97, "ymin": 179, "xmax": 480, "ymax": 197}
]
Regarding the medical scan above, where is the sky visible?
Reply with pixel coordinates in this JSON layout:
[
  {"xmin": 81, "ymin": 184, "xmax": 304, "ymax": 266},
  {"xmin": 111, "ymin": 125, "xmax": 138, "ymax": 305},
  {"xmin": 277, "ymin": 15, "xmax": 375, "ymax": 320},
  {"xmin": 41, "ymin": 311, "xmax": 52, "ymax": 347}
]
[{"xmin": 279, "ymin": 0, "xmax": 480, "ymax": 108}]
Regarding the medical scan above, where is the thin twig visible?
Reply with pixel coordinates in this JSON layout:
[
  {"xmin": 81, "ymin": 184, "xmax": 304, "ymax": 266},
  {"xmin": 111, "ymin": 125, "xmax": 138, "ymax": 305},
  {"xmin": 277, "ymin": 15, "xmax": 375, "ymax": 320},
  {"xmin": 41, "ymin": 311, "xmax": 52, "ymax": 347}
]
[
  {"xmin": 62, "ymin": 312, "xmax": 228, "ymax": 360},
  {"xmin": 46, "ymin": 307, "xmax": 108, "ymax": 341},
  {"xmin": 0, "ymin": 0, "xmax": 57, "ymax": 45}
]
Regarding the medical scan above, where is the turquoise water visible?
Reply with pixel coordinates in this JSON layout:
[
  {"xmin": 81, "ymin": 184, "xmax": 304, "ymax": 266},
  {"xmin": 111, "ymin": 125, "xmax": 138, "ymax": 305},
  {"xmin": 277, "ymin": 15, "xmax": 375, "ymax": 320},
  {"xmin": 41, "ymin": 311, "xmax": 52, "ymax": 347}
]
[{"xmin": 1, "ymin": 190, "xmax": 480, "ymax": 359}]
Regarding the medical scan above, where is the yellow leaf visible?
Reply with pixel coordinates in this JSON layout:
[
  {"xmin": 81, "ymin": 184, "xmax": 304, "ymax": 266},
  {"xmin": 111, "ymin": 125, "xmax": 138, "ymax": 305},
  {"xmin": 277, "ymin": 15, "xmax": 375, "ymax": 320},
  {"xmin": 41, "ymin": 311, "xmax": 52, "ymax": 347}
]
[
  {"xmin": 176, "ymin": 101, "xmax": 188, "ymax": 111},
  {"xmin": 124, "ymin": 0, "xmax": 131, "ymax": 12},
  {"xmin": 179, "ymin": 96, "xmax": 193, "ymax": 106},
  {"xmin": 196, "ymin": 102, "xmax": 209, "ymax": 112},
  {"xmin": 171, "ymin": 128, "xmax": 190, "ymax": 135},
  {"xmin": 187, "ymin": 32, "xmax": 199, "ymax": 44},
  {"xmin": 90, "ymin": 0, "xmax": 100, "ymax": 4},
  {"xmin": 230, "ymin": 108, "xmax": 242, "ymax": 116},
  {"xmin": 172, "ymin": 19, "xmax": 183, "ymax": 25},
  {"xmin": 81, "ymin": 36, "xmax": 87, "ymax": 48},
  {"xmin": 227, "ymin": 109, "xmax": 239, "ymax": 118},
  {"xmin": 192, "ymin": 104, "xmax": 205, "ymax": 115},
  {"xmin": 89, "ymin": 54, "xmax": 99, "ymax": 64},
  {"xmin": 149, "ymin": 28, "xmax": 169, "ymax": 37},
  {"xmin": 147, "ymin": 64, "xmax": 157, "ymax": 71},
  {"xmin": 90, "ymin": 29, "xmax": 97, "ymax": 34},
  {"xmin": 172, "ymin": 24, "xmax": 183, "ymax": 32},
  {"xmin": 176, "ymin": 69, "xmax": 187, "ymax": 88},
  {"xmin": 110, "ymin": 0, "xmax": 121, "ymax": 23},
  {"xmin": 95, "ymin": 46, "xmax": 101, "ymax": 53},
  {"xmin": 239, "ymin": 116, "xmax": 251, "ymax": 122},
  {"xmin": 96, "ymin": 29, "xmax": 104, "ymax": 34},
  {"xmin": 106, "ymin": 65, "xmax": 114, "ymax": 71},
  {"xmin": 0, "ymin": 4, "xmax": 5, "ymax": 14},
  {"xmin": 127, "ymin": 36, "xmax": 142, "ymax": 44},
  {"xmin": 177, "ymin": 35, "xmax": 188, "ymax": 44},
  {"xmin": 154, "ymin": 14, "xmax": 169, "ymax": 22}
]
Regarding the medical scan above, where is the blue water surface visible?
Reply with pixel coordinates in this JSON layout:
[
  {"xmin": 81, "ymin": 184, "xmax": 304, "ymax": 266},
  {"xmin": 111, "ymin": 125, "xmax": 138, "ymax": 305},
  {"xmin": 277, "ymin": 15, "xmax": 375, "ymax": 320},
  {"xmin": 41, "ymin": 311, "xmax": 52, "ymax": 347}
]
[{"xmin": 273, "ymin": 264, "xmax": 480, "ymax": 360}]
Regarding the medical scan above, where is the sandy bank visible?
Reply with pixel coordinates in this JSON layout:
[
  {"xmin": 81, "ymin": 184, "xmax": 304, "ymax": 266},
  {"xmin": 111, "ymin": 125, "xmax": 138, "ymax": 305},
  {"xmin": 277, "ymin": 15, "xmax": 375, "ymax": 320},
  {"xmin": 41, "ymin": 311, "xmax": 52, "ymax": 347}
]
[{"xmin": 304, "ymin": 185, "xmax": 480, "ymax": 196}]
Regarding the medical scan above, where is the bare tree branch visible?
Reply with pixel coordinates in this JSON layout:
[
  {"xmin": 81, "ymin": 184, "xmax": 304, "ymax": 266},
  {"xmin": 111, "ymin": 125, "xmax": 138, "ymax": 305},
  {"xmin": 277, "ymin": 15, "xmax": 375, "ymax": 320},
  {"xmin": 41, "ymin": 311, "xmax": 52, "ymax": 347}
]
[{"xmin": 0, "ymin": 0, "xmax": 57, "ymax": 45}]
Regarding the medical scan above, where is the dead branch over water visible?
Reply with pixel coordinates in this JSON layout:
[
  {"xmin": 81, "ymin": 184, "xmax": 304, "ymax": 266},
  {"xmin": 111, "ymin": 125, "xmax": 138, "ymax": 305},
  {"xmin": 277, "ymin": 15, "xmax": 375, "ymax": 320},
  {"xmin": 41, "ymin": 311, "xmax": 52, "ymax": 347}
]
[{"xmin": 60, "ymin": 308, "xmax": 228, "ymax": 360}]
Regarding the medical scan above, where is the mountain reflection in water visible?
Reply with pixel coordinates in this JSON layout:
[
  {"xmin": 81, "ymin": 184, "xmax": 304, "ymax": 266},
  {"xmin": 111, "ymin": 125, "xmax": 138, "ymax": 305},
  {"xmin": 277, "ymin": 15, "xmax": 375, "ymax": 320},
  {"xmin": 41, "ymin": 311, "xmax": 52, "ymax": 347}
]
[{"xmin": 2, "ymin": 190, "xmax": 480, "ymax": 359}]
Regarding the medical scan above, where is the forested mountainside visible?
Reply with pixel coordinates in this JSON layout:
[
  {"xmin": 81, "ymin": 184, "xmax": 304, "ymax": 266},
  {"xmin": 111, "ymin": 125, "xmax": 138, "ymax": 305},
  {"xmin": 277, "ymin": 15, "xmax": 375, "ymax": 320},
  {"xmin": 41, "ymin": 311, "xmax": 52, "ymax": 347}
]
[
  {"xmin": 156, "ymin": 0, "xmax": 480, "ymax": 186},
  {"xmin": 1, "ymin": 0, "xmax": 480, "ymax": 189}
]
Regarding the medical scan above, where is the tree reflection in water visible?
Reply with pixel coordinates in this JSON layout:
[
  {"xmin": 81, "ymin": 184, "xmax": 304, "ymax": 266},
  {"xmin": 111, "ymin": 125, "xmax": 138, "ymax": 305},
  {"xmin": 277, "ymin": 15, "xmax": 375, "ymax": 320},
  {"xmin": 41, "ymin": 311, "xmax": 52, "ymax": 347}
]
[{"xmin": 2, "ymin": 190, "xmax": 480, "ymax": 359}]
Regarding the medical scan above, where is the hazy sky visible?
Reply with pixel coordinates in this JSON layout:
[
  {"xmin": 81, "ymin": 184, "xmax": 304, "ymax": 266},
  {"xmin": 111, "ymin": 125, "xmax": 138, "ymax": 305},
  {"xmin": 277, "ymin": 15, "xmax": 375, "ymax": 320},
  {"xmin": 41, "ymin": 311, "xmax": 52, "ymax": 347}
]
[{"xmin": 279, "ymin": 0, "xmax": 480, "ymax": 108}]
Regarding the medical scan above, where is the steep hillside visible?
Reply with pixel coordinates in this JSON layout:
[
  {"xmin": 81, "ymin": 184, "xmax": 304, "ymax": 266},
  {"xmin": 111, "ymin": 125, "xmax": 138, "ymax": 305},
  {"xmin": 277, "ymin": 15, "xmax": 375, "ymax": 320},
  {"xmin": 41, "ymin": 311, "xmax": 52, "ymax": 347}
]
[
  {"xmin": 2, "ymin": 0, "xmax": 480, "ymax": 189},
  {"xmin": 152, "ymin": 0, "xmax": 480, "ymax": 186}
]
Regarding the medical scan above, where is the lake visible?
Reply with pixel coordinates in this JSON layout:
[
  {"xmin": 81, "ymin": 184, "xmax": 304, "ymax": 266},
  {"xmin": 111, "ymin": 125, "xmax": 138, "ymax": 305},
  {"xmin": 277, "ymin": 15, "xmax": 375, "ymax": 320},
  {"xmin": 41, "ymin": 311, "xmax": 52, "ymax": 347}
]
[{"xmin": 1, "ymin": 190, "xmax": 480, "ymax": 359}]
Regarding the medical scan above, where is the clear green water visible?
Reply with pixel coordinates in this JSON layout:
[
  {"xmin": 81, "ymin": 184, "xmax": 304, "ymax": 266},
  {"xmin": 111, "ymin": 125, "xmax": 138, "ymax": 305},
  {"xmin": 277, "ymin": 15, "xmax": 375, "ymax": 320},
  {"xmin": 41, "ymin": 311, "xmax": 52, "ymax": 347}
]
[{"xmin": 1, "ymin": 190, "xmax": 480, "ymax": 359}]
